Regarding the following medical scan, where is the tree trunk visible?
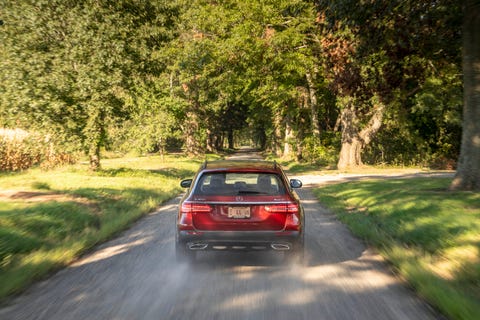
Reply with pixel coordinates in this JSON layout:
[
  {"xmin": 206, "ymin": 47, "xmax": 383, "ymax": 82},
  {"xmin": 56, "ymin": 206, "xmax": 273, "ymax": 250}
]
[
  {"xmin": 85, "ymin": 108, "xmax": 105, "ymax": 171},
  {"xmin": 206, "ymin": 129, "xmax": 214, "ymax": 153},
  {"xmin": 214, "ymin": 132, "xmax": 223, "ymax": 151},
  {"xmin": 183, "ymin": 109, "xmax": 202, "ymax": 156},
  {"xmin": 181, "ymin": 78, "xmax": 203, "ymax": 156},
  {"xmin": 272, "ymin": 109, "xmax": 284, "ymax": 156},
  {"xmin": 218, "ymin": 133, "xmax": 225, "ymax": 150},
  {"xmin": 256, "ymin": 127, "xmax": 267, "ymax": 150},
  {"xmin": 295, "ymin": 112, "xmax": 306, "ymax": 162},
  {"xmin": 450, "ymin": 0, "xmax": 480, "ymax": 191},
  {"xmin": 337, "ymin": 104, "xmax": 361, "ymax": 169},
  {"xmin": 227, "ymin": 129, "xmax": 234, "ymax": 149},
  {"xmin": 306, "ymin": 70, "xmax": 321, "ymax": 141},
  {"xmin": 337, "ymin": 97, "xmax": 385, "ymax": 170},
  {"xmin": 88, "ymin": 143, "xmax": 101, "ymax": 171},
  {"xmin": 283, "ymin": 115, "xmax": 294, "ymax": 158},
  {"xmin": 158, "ymin": 137, "xmax": 165, "ymax": 161},
  {"xmin": 338, "ymin": 136, "xmax": 363, "ymax": 170}
]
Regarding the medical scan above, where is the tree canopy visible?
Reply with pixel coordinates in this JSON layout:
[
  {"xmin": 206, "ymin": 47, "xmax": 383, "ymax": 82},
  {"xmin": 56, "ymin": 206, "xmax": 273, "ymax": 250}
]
[{"xmin": 1, "ymin": 0, "xmax": 476, "ymax": 189}]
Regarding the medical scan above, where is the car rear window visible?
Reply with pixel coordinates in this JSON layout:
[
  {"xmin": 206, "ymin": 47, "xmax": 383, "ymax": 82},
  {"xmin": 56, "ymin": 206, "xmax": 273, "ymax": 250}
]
[{"xmin": 194, "ymin": 172, "xmax": 286, "ymax": 196}]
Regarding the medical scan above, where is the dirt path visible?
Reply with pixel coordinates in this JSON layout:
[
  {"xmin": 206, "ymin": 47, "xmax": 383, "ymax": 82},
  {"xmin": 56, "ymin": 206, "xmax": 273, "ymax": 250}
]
[{"xmin": 0, "ymin": 169, "xmax": 444, "ymax": 319}]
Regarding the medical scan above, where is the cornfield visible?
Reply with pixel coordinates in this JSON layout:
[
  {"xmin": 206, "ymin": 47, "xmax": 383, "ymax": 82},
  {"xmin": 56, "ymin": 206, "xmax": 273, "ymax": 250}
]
[{"xmin": 0, "ymin": 128, "xmax": 76, "ymax": 171}]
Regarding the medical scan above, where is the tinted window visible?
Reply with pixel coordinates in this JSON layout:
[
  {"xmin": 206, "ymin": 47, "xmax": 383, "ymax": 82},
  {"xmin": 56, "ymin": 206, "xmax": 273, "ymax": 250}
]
[{"xmin": 195, "ymin": 172, "xmax": 285, "ymax": 195}]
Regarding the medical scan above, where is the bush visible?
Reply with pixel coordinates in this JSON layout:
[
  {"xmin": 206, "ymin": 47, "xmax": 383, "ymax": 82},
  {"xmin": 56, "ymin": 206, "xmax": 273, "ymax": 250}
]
[{"xmin": 300, "ymin": 136, "xmax": 338, "ymax": 166}]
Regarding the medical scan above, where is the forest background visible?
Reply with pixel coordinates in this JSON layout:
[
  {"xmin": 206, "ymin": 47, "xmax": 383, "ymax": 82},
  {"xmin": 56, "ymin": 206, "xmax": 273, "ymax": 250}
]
[{"xmin": 0, "ymin": 0, "xmax": 478, "ymax": 189}]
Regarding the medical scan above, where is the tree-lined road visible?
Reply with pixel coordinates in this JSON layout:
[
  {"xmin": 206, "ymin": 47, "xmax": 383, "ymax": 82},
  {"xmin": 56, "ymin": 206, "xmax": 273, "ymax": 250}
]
[{"xmin": 0, "ymin": 178, "xmax": 442, "ymax": 320}]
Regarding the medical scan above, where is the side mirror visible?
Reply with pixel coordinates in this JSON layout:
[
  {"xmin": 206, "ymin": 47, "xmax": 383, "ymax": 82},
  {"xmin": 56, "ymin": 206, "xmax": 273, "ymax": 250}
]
[
  {"xmin": 180, "ymin": 179, "xmax": 192, "ymax": 188},
  {"xmin": 290, "ymin": 179, "xmax": 302, "ymax": 188}
]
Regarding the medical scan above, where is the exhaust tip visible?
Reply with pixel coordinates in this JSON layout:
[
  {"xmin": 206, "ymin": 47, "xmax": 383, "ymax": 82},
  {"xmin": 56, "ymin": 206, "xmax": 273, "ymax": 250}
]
[
  {"xmin": 271, "ymin": 243, "xmax": 291, "ymax": 251},
  {"xmin": 188, "ymin": 243, "xmax": 208, "ymax": 250}
]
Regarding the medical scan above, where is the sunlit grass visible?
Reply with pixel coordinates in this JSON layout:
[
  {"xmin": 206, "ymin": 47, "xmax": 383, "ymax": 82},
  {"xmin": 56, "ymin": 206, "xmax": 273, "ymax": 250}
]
[
  {"xmin": 270, "ymin": 153, "xmax": 445, "ymax": 176},
  {"xmin": 0, "ymin": 154, "xmax": 202, "ymax": 300},
  {"xmin": 314, "ymin": 178, "xmax": 480, "ymax": 320}
]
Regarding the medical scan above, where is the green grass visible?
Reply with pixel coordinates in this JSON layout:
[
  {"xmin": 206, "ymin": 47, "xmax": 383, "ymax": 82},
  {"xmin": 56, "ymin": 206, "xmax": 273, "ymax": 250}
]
[
  {"xmin": 314, "ymin": 177, "xmax": 480, "ymax": 320},
  {"xmin": 0, "ymin": 155, "xmax": 203, "ymax": 300},
  {"xmin": 268, "ymin": 152, "xmax": 429, "ymax": 175}
]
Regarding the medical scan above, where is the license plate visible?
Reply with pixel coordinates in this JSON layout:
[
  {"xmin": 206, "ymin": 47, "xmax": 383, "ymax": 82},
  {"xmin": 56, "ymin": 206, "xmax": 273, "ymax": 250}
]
[{"xmin": 228, "ymin": 207, "xmax": 251, "ymax": 219}]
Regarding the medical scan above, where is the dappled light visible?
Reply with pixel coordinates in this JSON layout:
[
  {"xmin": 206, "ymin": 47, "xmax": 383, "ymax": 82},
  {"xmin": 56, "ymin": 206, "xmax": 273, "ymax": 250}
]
[
  {"xmin": 0, "ymin": 183, "xmax": 442, "ymax": 320},
  {"xmin": 73, "ymin": 238, "xmax": 152, "ymax": 267},
  {"xmin": 316, "ymin": 177, "xmax": 480, "ymax": 319},
  {"xmin": 218, "ymin": 291, "xmax": 269, "ymax": 310}
]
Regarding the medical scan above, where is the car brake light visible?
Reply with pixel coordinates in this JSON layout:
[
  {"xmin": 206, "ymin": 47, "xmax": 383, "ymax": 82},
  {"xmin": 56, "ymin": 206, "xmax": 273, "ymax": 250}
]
[
  {"xmin": 264, "ymin": 203, "xmax": 299, "ymax": 213},
  {"xmin": 181, "ymin": 203, "xmax": 212, "ymax": 213},
  {"xmin": 264, "ymin": 203, "xmax": 301, "ymax": 231},
  {"xmin": 178, "ymin": 203, "xmax": 212, "ymax": 231},
  {"xmin": 178, "ymin": 212, "xmax": 193, "ymax": 230},
  {"xmin": 284, "ymin": 212, "xmax": 301, "ymax": 231}
]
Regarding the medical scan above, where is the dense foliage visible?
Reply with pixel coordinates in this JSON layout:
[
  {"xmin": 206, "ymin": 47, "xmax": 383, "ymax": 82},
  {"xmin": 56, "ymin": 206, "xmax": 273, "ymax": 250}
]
[
  {"xmin": 0, "ymin": 0, "xmax": 470, "ymax": 174},
  {"xmin": 0, "ymin": 0, "xmax": 180, "ymax": 169}
]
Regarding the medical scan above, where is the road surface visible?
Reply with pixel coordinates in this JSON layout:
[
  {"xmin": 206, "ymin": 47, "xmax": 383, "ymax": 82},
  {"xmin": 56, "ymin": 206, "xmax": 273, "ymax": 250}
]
[{"xmin": 0, "ymin": 161, "xmax": 444, "ymax": 319}]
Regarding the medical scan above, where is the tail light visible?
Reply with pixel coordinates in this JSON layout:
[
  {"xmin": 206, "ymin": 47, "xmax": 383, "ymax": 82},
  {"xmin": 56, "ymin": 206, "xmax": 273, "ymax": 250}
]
[
  {"xmin": 284, "ymin": 212, "xmax": 301, "ymax": 231},
  {"xmin": 264, "ymin": 203, "xmax": 299, "ymax": 213},
  {"xmin": 178, "ymin": 202, "xmax": 212, "ymax": 231},
  {"xmin": 265, "ymin": 202, "xmax": 301, "ymax": 231},
  {"xmin": 181, "ymin": 203, "xmax": 212, "ymax": 213}
]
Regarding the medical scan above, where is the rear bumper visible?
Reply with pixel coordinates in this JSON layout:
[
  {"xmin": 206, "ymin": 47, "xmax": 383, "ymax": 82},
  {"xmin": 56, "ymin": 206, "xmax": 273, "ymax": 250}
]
[{"xmin": 176, "ymin": 230, "xmax": 303, "ymax": 252}]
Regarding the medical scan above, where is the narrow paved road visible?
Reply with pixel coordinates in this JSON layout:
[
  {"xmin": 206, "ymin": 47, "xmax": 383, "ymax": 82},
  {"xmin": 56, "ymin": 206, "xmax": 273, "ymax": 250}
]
[{"xmin": 0, "ymin": 179, "xmax": 442, "ymax": 319}]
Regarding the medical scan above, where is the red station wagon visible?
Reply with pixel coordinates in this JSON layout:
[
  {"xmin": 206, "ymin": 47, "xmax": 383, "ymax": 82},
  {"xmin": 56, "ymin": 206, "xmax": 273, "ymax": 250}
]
[{"xmin": 176, "ymin": 160, "xmax": 304, "ymax": 263}]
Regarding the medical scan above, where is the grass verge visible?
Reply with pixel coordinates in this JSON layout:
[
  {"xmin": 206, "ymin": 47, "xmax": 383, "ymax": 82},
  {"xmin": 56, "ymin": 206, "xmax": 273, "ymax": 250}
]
[
  {"xmin": 0, "ymin": 155, "xmax": 204, "ymax": 301},
  {"xmin": 313, "ymin": 177, "xmax": 480, "ymax": 320}
]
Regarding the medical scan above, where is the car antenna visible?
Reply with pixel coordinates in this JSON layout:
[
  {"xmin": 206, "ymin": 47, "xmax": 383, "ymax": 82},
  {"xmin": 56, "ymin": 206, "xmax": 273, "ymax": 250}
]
[{"xmin": 273, "ymin": 160, "xmax": 277, "ymax": 169}]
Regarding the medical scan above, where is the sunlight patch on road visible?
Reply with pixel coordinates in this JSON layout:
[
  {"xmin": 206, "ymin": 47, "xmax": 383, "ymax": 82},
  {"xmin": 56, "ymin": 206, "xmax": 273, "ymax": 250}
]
[
  {"xmin": 231, "ymin": 266, "xmax": 266, "ymax": 280},
  {"xmin": 218, "ymin": 291, "xmax": 268, "ymax": 310},
  {"xmin": 302, "ymin": 251, "xmax": 398, "ymax": 291},
  {"xmin": 221, "ymin": 265, "xmax": 278, "ymax": 279},
  {"xmin": 156, "ymin": 203, "xmax": 179, "ymax": 213},
  {"xmin": 73, "ymin": 293, "xmax": 87, "ymax": 303},
  {"xmin": 283, "ymin": 288, "xmax": 317, "ymax": 306},
  {"xmin": 72, "ymin": 237, "xmax": 152, "ymax": 267}
]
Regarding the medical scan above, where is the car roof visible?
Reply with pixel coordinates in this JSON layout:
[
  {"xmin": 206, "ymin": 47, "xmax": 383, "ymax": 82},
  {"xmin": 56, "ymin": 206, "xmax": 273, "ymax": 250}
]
[{"xmin": 201, "ymin": 160, "xmax": 281, "ymax": 172}]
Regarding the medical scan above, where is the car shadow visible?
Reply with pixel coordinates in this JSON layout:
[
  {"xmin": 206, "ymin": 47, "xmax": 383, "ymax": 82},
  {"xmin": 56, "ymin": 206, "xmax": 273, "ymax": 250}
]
[{"xmin": 192, "ymin": 251, "xmax": 287, "ymax": 269}]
